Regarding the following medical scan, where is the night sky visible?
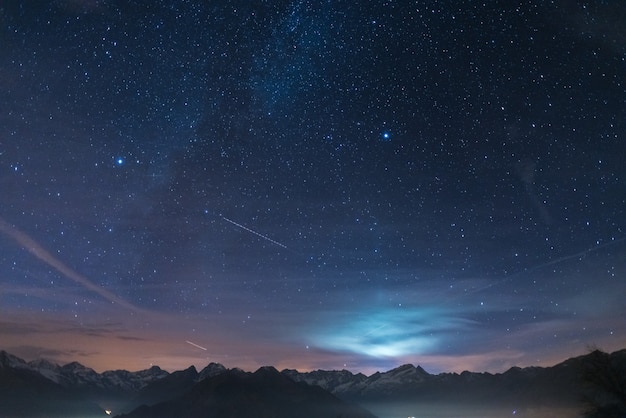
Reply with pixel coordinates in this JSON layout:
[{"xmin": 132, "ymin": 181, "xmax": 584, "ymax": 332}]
[{"xmin": 1, "ymin": 0, "xmax": 625, "ymax": 375}]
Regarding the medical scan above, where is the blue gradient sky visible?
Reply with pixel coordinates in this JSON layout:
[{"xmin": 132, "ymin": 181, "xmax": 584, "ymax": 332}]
[{"xmin": 1, "ymin": 0, "xmax": 625, "ymax": 374}]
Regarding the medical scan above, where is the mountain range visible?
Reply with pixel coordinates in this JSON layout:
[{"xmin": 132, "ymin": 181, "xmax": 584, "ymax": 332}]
[{"xmin": 1, "ymin": 348, "xmax": 625, "ymax": 417}]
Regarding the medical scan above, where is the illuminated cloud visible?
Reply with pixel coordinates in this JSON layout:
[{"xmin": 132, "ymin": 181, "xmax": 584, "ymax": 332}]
[{"xmin": 308, "ymin": 306, "xmax": 475, "ymax": 358}]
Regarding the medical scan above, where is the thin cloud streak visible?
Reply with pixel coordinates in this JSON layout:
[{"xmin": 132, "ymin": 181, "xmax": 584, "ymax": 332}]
[{"xmin": 0, "ymin": 216, "xmax": 142, "ymax": 313}]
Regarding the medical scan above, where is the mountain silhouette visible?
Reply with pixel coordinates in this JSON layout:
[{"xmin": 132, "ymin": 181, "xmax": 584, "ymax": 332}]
[
  {"xmin": 2, "ymin": 348, "xmax": 626, "ymax": 417},
  {"xmin": 117, "ymin": 366, "xmax": 376, "ymax": 418}
]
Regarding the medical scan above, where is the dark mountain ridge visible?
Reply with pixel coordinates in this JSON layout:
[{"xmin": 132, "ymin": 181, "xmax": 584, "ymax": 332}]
[
  {"xmin": 117, "ymin": 365, "xmax": 376, "ymax": 418},
  {"xmin": 283, "ymin": 357, "xmax": 582, "ymax": 405},
  {"xmin": 0, "ymin": 351, "xmax": 103, "ymax": 417},
  {"xmin": 1, "ymin": 348, "xmax": 625, "ymax": 417}
]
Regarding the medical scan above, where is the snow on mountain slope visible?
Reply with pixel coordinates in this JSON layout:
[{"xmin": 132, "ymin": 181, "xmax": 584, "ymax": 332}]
[
  {"xmin": 0, "ymin": 351, "xmax": 170, "ymax": 392},
  {"xmin": 0, "ymin": 350, "xmax": 32, "ymax": 370}
]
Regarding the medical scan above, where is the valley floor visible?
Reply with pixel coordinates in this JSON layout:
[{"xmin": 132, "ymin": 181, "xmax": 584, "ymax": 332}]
[{"xmin": 361, "ymin": 402, "xmax": 583, "ymax": 418}]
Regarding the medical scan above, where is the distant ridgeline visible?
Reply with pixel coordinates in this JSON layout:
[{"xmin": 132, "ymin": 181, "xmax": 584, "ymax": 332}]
[{"xmin": 1, "ymin": 349, "xmax": 625, "ymax": 418}]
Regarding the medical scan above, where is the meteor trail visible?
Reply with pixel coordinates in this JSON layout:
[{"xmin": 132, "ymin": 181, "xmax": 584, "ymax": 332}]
[
  {"xmin": 221, "ymin": 216, "xmax": 288, "ymax": 249},
  {"xmin": 185, "ymin": 340, "xmax": 208, "ymax": 351}
]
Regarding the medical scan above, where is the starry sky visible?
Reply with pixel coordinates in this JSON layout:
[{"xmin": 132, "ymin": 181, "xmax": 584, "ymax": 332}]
[{"xmin": 1, "ymin": 0, "xmax": 625, "ymax": 375}]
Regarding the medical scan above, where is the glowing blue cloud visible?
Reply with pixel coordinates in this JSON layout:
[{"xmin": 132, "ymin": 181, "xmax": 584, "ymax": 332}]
[{"xmin": 309, "ymin": 307, "xmax": 474, "ymax": 358}]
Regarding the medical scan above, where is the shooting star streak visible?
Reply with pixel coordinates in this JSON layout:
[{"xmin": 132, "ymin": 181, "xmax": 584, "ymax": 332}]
[
  {"xmin": 185, "ymin": 340, "xmax": 208, "ymax": 351},
  {"xmin": 221, "ymin": 216, "xmax": 288, "ymax": 249},
  {"xmin": 0, "ymin": 216, "xmax": 142, "ymax": 312}
]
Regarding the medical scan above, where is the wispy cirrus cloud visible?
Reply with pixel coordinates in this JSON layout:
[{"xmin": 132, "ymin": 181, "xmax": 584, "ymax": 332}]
[{"xmin": 0, "ymin": 216, "xmax": 144, "ymax": 313}]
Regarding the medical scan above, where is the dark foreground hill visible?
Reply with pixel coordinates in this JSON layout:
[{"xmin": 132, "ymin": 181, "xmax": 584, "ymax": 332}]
[{"xmin": 116, "ymin": 366, "xmax": 376, "ymax": 418}]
